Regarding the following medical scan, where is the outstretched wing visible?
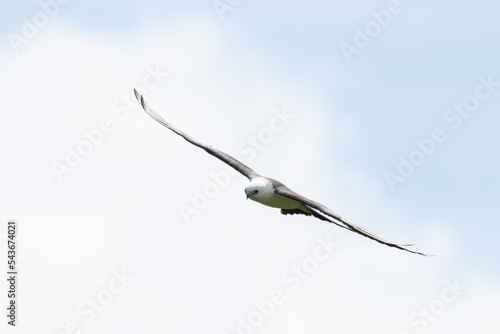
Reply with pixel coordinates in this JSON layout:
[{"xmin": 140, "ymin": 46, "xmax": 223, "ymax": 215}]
[
  {"xmin": 273, "ymin": 182, "xmax": 429, "ymax": 256},
  {"xmin": 134, "ymin": 89, "xmax": 260, "ymax": 180}
]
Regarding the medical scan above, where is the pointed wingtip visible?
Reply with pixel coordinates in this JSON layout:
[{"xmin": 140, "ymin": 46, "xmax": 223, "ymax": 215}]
[
  {"xmin": 133, "ymin": 88, "xmax": 147, "ymax": 110},
  {"xmin": 396, "ymin": 243, "xmax": 433, "ymax": 257},
  {"xmin": 133, "ymin": 88, "xmax": 140, "ymax": 100},
  {"xmin": 405, "ymin": 247, "xmax": 435, "ymax": 257},
  {"xmin": 420, "ymin": 252, "xmax": 436, "ymax": 258}
]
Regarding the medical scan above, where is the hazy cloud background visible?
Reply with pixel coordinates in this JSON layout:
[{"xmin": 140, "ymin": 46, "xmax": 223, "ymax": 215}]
[{"xmin": 1, "ymin": 0, "xmax": 499, "ymax": 333}]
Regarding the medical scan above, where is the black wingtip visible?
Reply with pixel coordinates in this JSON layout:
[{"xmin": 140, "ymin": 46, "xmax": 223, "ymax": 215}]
[
  {"xmin": 133, "ymin": 88, "xmax": 147, "ymax": 110},
  {"xmin": 407, "ymin": 248, "xmax": 434, "ymax": 257},
  {"xmin": 420, "ymin": 251, "xmax": 436, "ymax": 258},
  {"xmin": 396, "ymin": 243, "xmax": 434, "ymax": 257}
]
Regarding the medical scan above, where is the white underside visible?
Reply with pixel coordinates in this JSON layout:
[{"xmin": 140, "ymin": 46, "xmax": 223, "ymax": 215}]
[
  {"xmin": 245, "ymin": 177, "xmax": 312, "ymax": 213},
  {"xmin": 250, "ymin": 192, "xmax": 310, "ymax": 212}
]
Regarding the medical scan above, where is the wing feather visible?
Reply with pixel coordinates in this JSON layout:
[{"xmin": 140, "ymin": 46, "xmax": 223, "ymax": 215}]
[
  {"xmin": 134, "ymin": 89, "xmax": 260, "ymax": 180},
  {"xmin": 274, "ymin": 183, "xmax": 429, "ymax": 256}
]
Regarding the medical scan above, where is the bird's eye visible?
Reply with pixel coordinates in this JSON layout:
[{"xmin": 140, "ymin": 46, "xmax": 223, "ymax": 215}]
[{"xmin": 254, "ymin": 190, "xmax": 259, "ymax": 194}]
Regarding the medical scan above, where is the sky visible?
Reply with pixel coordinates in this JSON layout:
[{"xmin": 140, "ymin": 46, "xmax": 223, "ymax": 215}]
[{"xmin": 1, "ymin": 0, "xmax": 499, "ymax": 333}]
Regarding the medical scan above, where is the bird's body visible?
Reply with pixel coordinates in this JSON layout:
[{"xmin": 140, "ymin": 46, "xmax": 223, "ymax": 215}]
[
  {"xmin": 134, "ymin": 89, "xmax": 429, "ymax": 257},
  {"xmin": 245, "ymin": 177, "xmax": 310, "ymax": 212}
]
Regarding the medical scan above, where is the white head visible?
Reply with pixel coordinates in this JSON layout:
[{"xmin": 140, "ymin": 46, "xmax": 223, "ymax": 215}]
[{"xmin": 244, "ymin": 177, "xmax": 274, "ymax": 203}]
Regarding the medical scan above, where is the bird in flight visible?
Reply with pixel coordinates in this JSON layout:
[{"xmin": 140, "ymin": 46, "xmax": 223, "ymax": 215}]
[{"xmin": 134, "ymin": 89, "xmax": 428, "ymax": 256}]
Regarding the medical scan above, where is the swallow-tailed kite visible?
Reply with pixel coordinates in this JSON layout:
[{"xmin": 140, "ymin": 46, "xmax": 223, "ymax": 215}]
[{"xmin": 134, "ymin": 89, "xmax": 428, "ymax": 256}]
